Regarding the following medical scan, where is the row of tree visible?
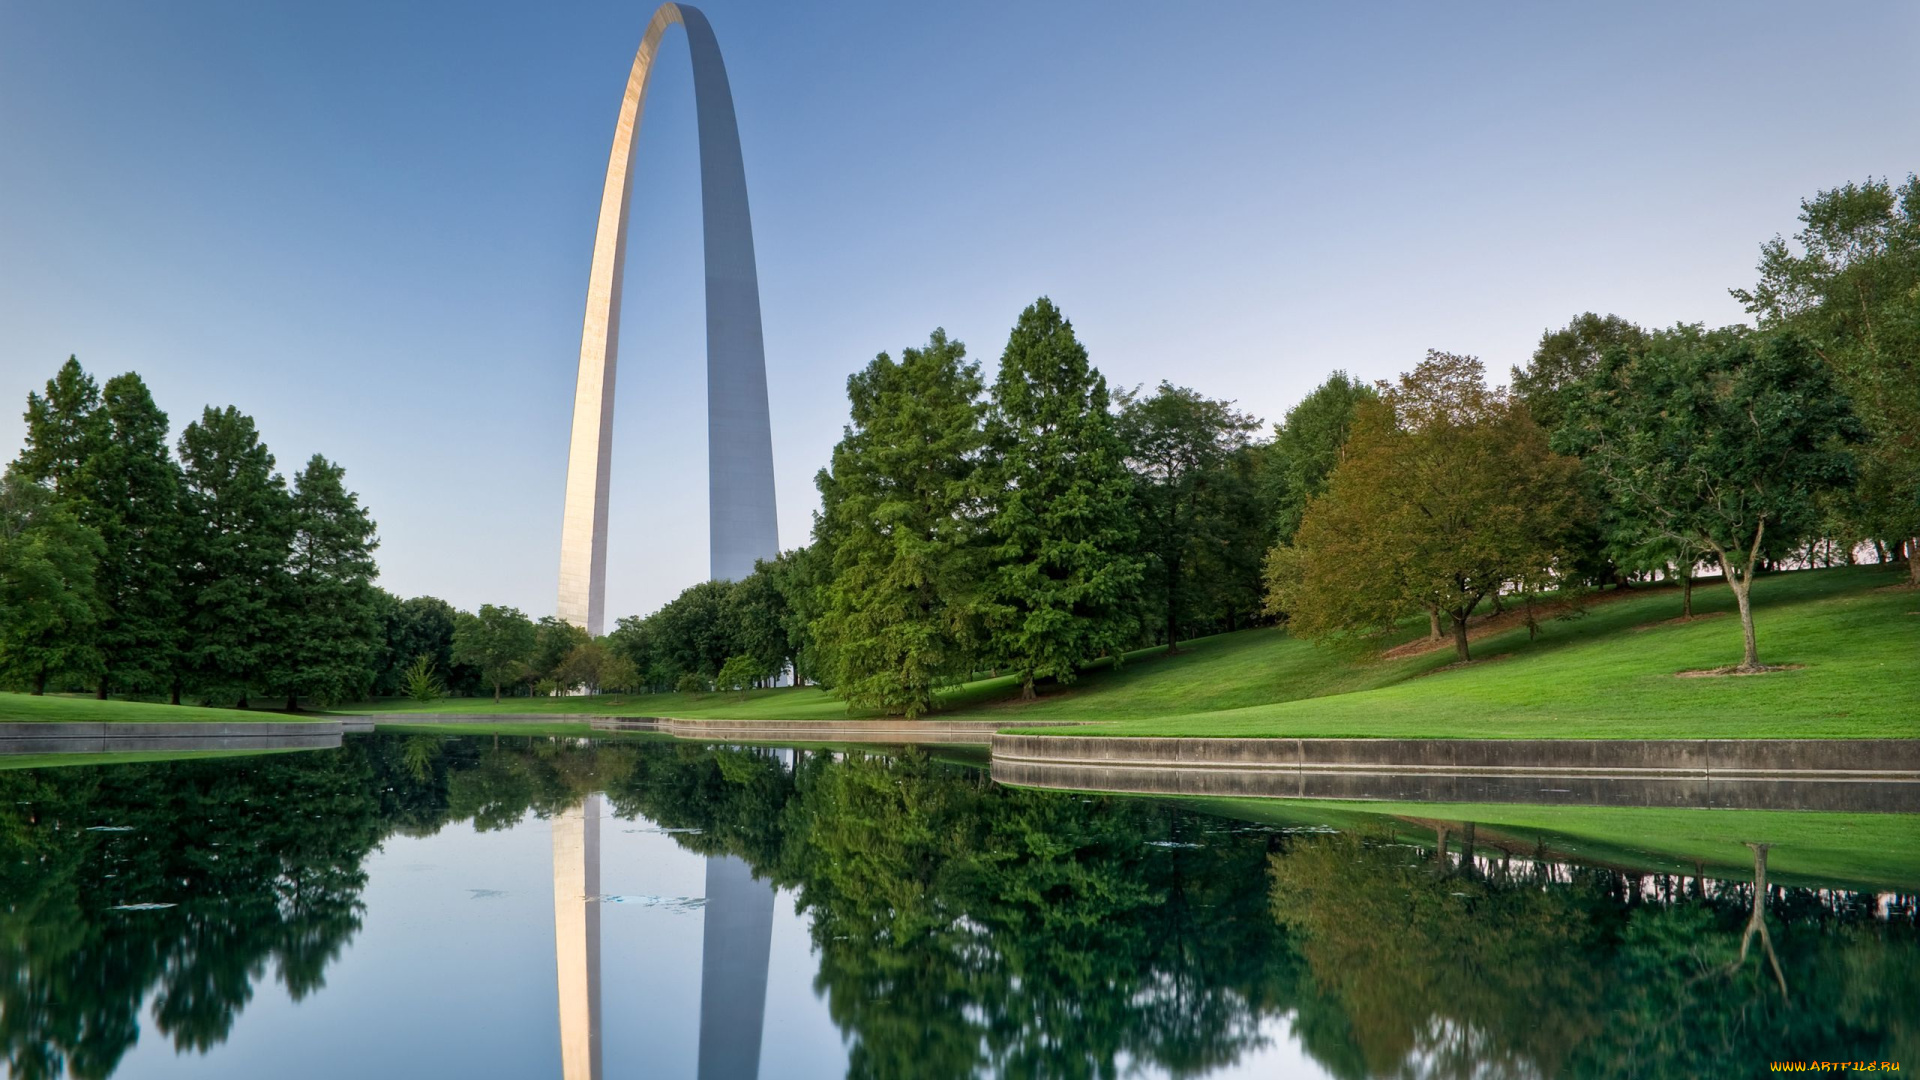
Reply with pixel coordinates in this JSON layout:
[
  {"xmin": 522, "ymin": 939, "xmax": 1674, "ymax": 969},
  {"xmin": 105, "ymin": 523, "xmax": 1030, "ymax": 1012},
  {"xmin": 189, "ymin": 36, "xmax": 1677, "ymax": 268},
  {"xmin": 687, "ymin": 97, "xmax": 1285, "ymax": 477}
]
[
  {"xmin": 1273, "ymin": 176, "xmax": 1915, "ymax": 671},
  {"xmin": 1, "ymin": 360, "xmax": 383, "ymax": 704}
]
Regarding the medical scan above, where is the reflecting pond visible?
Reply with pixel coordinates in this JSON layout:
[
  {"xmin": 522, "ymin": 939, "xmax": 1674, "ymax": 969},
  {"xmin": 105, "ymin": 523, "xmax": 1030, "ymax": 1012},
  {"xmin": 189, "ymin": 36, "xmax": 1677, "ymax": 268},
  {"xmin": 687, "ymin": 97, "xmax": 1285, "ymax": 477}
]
[{"xmin": 4, "ymin": 734, "xmax": 1916, "ymax": 1078}]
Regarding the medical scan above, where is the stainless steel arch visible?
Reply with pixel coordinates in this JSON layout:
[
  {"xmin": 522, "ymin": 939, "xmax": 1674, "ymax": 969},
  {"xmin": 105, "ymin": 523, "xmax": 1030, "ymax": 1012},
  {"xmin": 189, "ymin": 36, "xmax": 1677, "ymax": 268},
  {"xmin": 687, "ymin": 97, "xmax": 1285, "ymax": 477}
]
[{"xmin": 557, "ymin": 3, "xmax": 778, "ymax": 635}]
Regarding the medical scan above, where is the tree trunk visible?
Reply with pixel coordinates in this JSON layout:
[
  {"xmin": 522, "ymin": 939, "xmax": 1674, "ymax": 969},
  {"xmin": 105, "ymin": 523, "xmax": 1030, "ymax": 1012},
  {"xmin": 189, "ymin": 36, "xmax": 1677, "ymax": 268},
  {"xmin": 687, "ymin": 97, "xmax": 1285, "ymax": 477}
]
[
  {"xmin": 1681, "ymin": 571, "xmax": 1693, "ymax": 618},
  {"xmin": 170, "ymin": 678, "xmax": 182, "ymax": 706},
  {"xmin": 493, "ymin": 681, "xmax": 502, "ymax": 704},
  {"xmin": 30, "ymin": 669, "xmax": 46, "ymax": 696},
  {"xmin": 1450, "ymin": 610, "xmax": 1471, "ymax": 662},
  {"xmin": 1020, "ymin": 675, "xmax": 1036, "ymax": 701},
  {"xmin": 286, "ymin": 692, "xmax": 298, "ymax": 711},
  {"xmin": 1427, "ymin": 605, "xmax": 1442, "ymax": 641},
  {"xmin": 96, "ymin": 675, "xmax": 109, "ymax": 700},
  {"xmin": 1490, "ymin": 591, "xmax": 1505, "ymax": 616},
  {"xmin": 1729, "ymin": 574, "xmax": 1761, "ymax": 670},
  {"xmin": 1909, "ymin": 539, "xmax": 1920, "ymax": 587}
]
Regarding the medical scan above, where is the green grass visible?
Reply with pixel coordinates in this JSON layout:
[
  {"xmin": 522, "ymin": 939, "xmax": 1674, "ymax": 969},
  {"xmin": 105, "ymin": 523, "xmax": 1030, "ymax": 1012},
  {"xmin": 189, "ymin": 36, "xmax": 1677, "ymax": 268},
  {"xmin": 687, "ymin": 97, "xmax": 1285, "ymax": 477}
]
[
  {"xmin": 1001, "ymin": 565, "xmax": 1919, "ymax": 738},
  {"xmin": 0, "ymin": 694, "xmax": 309, "ymax": 723},
  {"xmin": 1193, "ymin": 796, "xmax": 1920, "ymax": 892},
  {"xmin": 335, "ymin": 565, "xmax": 1916, "ymax": 739}
]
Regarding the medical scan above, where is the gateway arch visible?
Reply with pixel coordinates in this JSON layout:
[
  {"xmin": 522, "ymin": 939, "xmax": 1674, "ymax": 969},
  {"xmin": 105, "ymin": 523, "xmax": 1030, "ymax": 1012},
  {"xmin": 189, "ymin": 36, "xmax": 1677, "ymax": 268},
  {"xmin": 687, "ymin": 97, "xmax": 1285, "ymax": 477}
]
[{"xmin": 558, "ymin": 3, "xmax": 778, "ymax": 635}]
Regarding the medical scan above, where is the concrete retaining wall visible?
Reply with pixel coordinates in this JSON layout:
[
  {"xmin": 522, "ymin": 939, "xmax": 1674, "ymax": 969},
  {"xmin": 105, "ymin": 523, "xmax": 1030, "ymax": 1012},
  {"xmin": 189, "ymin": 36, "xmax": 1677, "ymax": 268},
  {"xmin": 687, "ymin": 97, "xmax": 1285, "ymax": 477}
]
[
  {"xmin": 0, "ymin": 721, "xmax": 345, "ymax": 754},
  {"xmin": 990, "ymin": 735, "xmax": 1920, "ymax": 778},
  {"xmin": 592, "ymin": 717, "xmax": 1081, "ymax": 745}
]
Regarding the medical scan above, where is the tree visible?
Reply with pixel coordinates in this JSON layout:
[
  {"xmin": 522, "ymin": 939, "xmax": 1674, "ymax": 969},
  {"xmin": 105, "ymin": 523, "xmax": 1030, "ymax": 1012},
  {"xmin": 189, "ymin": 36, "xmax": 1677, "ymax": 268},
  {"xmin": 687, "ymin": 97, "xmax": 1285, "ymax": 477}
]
[
  {"xmin": 715, "ymin": 653, "xmax": 765, "ymax": 698},
  {"xmin": 1263, "ymin": 372, "xmax": 1376, "ymax": 545},
  {"xmin": 731, "ymin": 563, "xmax": 796, "ymax": 683},
  {"xmin": 375, "ymin": 595, "xmax": 471, "ymax": 697},
  {"xmin": 177, "ymin": 406, "xmax": 293, "ymax": 707},
  {"xmin": 400, "ymin": 653, "xmax": 443, "ymax": 702},
  {"xmin": 0, "ymin": 468, "xmax": 104, "ymax": 693},
  {"xmin": 451, "ymin": 604, "xmax": 536, "ymax": 702},
  {"xmin": 555, "ymin": 639, "xmax": 612, "ymax": 694},
  {"xmin": 1118, "ymin": 382, "xmax": 1260, "ymax": 651},
  {"xmin": 1511, "ymin": 314, "xmax": 1649, "ymax": 435},
  {"xmin": 811, "ymin": 330, "xmax": 989, "ymax": 716},
  {"xmin": 531, "ymin": 615, "xmax": 591, "ymax": 688},
  {"xmin": 1733, "ymin": 176, "xmax": 1920, "ymax": 584},
  {"xmin": 651, "ymin": 580, "xmax": 743, "ymax": 682},
  {"xmin": 758, "ymin": 546, "xmax": 828, "ymax": 686},
  {"xmin": 267, "ymin": 455, "xmax": 382, "ymax": 708},
  {"xmin": 1561, "ymin": 327, "xmax": 1861, "ymax": 670},
  {"xmin": 74, "ymin": 373, "xmax": 182, "ymax": 698},
  {"xmin": 980, "ymin": 299, "xmax": 1142, "ymax": 696},
  {"xmin": 1274, "ymin": 352, "xmax": 1583, "ymax": 662},
  {"xmin": 16, "ymin": 357, "xmax": 101, "ymax": 495}
]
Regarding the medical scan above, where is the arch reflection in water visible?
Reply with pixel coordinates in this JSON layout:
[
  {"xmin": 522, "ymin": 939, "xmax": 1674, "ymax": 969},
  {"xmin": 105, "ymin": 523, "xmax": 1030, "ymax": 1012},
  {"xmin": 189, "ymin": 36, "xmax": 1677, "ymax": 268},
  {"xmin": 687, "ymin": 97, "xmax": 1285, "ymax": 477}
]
[{"xmin": 553, "ymin": 793, "xmax": 775, "ymax": 1080}]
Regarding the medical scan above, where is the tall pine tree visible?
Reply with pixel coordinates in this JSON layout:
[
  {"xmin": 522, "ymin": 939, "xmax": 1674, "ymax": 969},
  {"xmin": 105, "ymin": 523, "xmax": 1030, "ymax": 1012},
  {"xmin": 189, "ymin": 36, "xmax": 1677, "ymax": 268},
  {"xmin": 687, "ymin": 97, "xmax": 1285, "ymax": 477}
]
[
  {"xmin": 982, "ymin": 298, "xmax": 1141, "ymax": 698},
  {"xmin": 178, "ymin": 406, "xmax": 292, "ymax": 707},
  {"xmin": 76, "ymin": 373, "xmax": 182, "ymax": 698},
  {"xmin": 812, "ymin": 330, "xmax": 988, "ymax": 716},
  {"xmin": 17, "ymin": 357, "xmax": 101, "ymax": 494},
  {"xmin": 271, "ymin": 455, "xmax": 382, "ymax": 708}
]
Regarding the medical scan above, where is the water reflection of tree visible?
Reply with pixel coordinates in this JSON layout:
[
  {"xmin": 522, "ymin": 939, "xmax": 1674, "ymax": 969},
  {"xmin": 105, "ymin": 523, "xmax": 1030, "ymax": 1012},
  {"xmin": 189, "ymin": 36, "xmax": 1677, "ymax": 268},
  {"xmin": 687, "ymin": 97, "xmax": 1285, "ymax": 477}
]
[
  {"xmin": 613, "ymin": 747, "xmax": 1298, "ymax": 1079},
  {"xmin": 1269, "ymin": 829, "xmax": 1920, "ymax": 1076},
  {"xmin": 0, "ymin": 749, "xmax": 383, "ymax": 1078},
  {"xmin": 5, "ymin": 738, "xmax": 1915, "ymax": 1080}
]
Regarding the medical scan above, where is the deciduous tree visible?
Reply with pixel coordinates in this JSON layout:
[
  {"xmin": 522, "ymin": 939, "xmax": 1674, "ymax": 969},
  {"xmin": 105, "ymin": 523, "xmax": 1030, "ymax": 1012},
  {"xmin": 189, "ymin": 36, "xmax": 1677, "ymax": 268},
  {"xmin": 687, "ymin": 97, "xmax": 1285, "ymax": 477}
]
[
  {"xmin": 1274, "ymin": 352, "xmax": 1583, "ymax": 662},
  {"xmin": 1561, "ymin": 327, "xmax": 1861, "ymax": 670},
  {"xmin": 451, "ymin": 604, "xmax": 536, "ymax": 703},
  {"xmin": 0, "ymin": 469, "xmax": 104, "ymax": 693},
  {"xmin": 1263, "ymin": 371, "xmax": 1375, "ymax": 545},
  {"xmin": 1118, "ymin": 382, "xmax": 1259, "ymax": 651},
  {"xmin": 1733, "ymin": 175, "xmax": 1920, "ymax": 584}
]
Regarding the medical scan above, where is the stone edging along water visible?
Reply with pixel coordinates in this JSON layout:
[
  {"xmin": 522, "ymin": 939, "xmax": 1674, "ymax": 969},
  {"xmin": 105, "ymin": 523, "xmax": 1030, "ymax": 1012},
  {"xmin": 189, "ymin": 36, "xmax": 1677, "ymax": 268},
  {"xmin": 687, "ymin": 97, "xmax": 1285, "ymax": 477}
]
[
  {"xmin": 988, "ymin": 734, "xmax": 1920, "ymax": 780},
  {"xmin": 0, "ymin": 720, "xmax": 352, "ymax": 754},
  {"xmin": 985, "ymin": 735, "xmax": 1920, "ymax": 813}
]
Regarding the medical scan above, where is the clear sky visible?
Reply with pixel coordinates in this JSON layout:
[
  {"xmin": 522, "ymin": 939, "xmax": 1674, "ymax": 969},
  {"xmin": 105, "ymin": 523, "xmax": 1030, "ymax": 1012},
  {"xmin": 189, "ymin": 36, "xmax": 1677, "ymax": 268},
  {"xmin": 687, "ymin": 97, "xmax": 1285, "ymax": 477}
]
[{"xmin": 2, "ymin": 1, "xmax": 1915, "ymax": 620}]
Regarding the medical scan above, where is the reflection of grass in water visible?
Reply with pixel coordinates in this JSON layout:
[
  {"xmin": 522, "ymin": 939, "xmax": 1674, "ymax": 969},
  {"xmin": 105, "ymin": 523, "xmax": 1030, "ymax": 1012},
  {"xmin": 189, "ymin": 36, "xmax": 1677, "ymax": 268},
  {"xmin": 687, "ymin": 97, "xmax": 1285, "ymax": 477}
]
[
  {"xmin": 0, "ymin": 747, "xmax": 317, "ymax": 771},
  {"xmin": 1188, "ymin": 796, "xmax": 1920, "ymax": 892}
]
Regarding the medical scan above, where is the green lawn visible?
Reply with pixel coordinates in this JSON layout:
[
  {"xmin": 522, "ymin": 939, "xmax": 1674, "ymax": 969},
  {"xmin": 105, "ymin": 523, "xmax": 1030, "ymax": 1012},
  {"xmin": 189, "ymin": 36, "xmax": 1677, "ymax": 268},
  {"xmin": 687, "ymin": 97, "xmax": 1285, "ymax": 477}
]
[
  {"xmin": 322, "ymin": 565, "xmax": 1917, "ymax": 740},
  {"xmin": 1003, "ymin": 565, "xmax": 1919, "ymax": 738},
  {"xmin": 1193, "ymin": 796, "xmax": 1920, "ymax": 892},
  {"xmin": 0, "ymin": 694, "xmax": 309, "ymax": 723}
]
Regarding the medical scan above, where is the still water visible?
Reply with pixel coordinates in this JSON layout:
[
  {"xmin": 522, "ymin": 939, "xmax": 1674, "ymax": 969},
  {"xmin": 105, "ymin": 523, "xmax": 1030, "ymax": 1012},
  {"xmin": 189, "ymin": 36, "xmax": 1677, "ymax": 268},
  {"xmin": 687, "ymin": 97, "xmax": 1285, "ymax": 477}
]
[{"xmin": 5, "ymin": 734, "xmax": 1916, "ymax": 1078}]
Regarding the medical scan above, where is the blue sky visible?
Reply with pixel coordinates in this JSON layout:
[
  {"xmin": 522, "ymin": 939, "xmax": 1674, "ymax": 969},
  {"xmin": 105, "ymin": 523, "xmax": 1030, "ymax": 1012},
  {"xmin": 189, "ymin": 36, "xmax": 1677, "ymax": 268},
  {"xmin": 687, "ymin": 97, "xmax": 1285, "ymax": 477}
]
[{"xmin": 3, "ymin": 1, "xmax": 1916, "ymax": 619}]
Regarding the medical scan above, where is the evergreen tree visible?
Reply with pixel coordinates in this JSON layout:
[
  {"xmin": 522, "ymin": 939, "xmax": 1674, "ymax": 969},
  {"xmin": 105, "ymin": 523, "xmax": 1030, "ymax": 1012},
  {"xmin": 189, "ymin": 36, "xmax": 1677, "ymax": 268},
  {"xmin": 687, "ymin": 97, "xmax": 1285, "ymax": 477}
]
[
  {"xmin": 75, "ymin": 373, "xmax": 182, "ymax": 698},
  {"xmin": 982, "ymin": 299, "xmax": 1141, "ymax": 697},
  {"xmin": 812, "ymin": 330, "xmax": 988, "ymax": 716},
  {"xmin": 0, "ymin": 468, "xmax": 104, "ymax": 694},
  {"xmin": 17, "ymin": 357, "xmax": 101, "ymax": 494},
  {"xmin": 272, "ymin": 455, "xmax": 382, "ymax": 707},
  {"xmin": 177, "ymin": 406, "xmax": 292, "ymax": 707}
]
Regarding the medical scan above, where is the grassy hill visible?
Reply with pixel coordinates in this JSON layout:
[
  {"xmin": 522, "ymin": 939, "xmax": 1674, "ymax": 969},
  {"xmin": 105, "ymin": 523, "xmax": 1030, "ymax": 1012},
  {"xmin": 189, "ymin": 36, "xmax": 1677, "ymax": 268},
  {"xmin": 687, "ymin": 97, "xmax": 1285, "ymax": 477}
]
[{"xmin": 343, "ymin": 563, "xmax": 1918, "ymax": 739}]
